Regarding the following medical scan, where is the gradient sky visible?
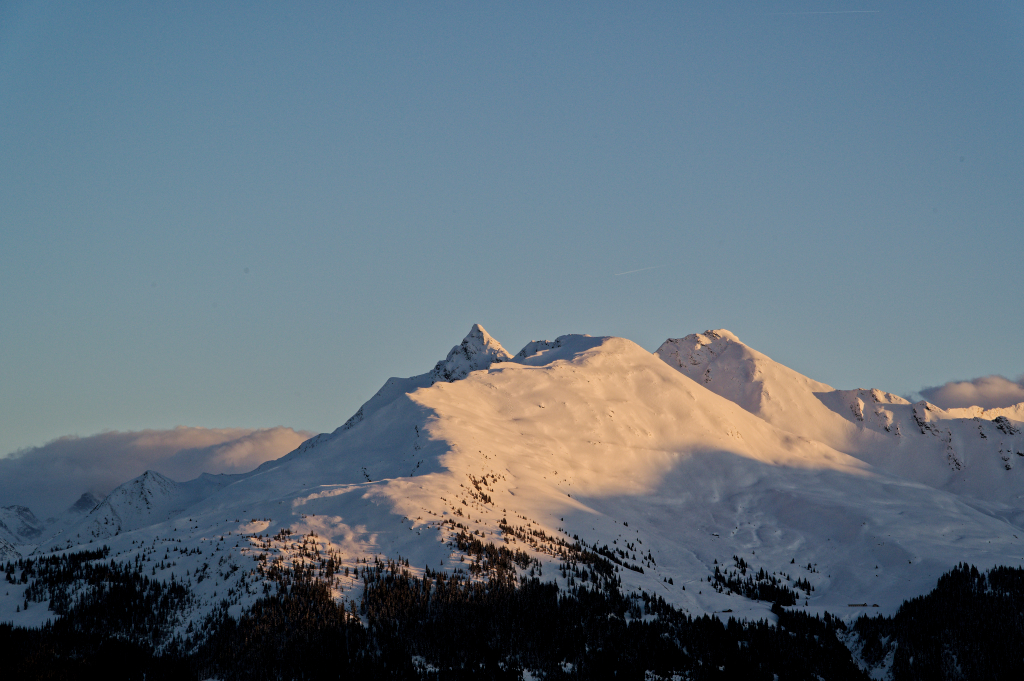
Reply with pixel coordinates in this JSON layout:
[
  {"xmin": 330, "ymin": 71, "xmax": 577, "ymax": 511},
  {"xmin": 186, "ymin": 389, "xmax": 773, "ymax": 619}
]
[{"xmin": 2, "ymin": 1, "xmax": 1022, "ymax": 459}]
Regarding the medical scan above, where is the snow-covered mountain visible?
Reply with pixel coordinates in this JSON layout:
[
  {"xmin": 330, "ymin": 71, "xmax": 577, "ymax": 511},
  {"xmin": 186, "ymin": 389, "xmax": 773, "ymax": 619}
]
[
  {"xmin": 65, "ymin": 491, "xmax": 101, "ymax": 516},
  {"xmin": 0, "ymin": 505, "xmax": 46, "ymax": 546},
  {"xmin": 335, "ymin": 323, "xmax": 511, "ymax": 434},
  {"xmin": 657, "ymin": 330, "xmax": 1024, "ymax": 506},
  {"xmin": 0, "ymin": 506, "xmax": 48, "ymax": 561},
  {"xmin": 43, "ymin": 471, "xmax": 242, "ymax": 553},
  {"xmin": 4, "ymin": 324, "xmax": 1024, "ymax": 634}
]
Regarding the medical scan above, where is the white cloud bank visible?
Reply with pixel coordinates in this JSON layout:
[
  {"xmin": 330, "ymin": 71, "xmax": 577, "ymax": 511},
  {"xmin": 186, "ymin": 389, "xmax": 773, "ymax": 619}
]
[
  {"xmin": 920, "ymin": 375, "xmax": 1024, "ymax": 410},
  {"xmin": 0, "ymin": 426, "xmax": 312, "ymax": 518}
]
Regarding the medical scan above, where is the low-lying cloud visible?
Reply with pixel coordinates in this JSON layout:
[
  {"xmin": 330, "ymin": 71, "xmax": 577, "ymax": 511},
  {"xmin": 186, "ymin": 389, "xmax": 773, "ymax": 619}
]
[
  {"xmin": 0, "ymin": 426, "xmax": 312, "ymax": 518},
  {"xmin": 920, "ymin": 375, "xmax": 1024, "ymax": 410}
]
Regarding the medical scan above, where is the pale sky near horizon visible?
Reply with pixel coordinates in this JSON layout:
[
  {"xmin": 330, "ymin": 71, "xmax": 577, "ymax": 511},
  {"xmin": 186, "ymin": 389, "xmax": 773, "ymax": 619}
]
[{"xmin": 2, "ymin": 1, "xmax": 1022, "ymax": 460}]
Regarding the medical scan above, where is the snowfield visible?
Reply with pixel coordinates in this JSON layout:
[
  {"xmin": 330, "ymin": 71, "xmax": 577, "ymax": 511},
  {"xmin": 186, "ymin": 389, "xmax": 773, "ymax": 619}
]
[{"xmin": 3, "ymin": 325, "xmax": 1024, "ymax": 633}]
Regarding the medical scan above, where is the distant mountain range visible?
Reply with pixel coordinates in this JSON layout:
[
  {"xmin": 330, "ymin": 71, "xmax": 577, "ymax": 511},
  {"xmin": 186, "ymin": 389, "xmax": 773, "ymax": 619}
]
[{"xmin": 0, "ymin": 493, "xmax": 99, "ymax": 561}]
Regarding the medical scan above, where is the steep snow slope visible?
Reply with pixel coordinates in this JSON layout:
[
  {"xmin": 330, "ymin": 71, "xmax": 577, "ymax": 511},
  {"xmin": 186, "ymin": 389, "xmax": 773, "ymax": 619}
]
[
  {"xmin": 0, "ymin": 506, "xmax": 46, "ymax": 545},
  {"xmin": 8, "ymin": 325, "xmax": 1024, "ymax": 633},
  {"xmin": 0, "ymin": 506, "xmax": 46, "ymax": 557},
  {"xmin": 657, "ymin": 331, "xmax": 1024, "ymax": 505},
  {"xmin": 0, "ymin": 537, "xmax": 18, "ymax": 563}
]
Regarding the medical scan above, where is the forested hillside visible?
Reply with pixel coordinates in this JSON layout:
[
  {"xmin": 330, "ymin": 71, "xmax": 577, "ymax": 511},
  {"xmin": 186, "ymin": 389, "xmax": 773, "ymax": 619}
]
[{"xmin": 4, "ymin": 545, "xmax": 1024, "ymax": 680}]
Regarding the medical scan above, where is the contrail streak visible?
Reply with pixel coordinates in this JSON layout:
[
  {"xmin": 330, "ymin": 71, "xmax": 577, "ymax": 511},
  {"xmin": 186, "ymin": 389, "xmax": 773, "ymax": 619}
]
[
  {"xmin": 760, "ymin": 10, "xmax": 881, "ymax": 14},
  {"xmin": 614, "ymin": 265, "xmax": 667, "ymax": 276}
]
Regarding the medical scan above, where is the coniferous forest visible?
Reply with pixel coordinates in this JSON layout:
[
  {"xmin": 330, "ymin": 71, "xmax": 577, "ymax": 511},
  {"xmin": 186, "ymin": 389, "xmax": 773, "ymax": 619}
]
[{"xmin": 2, "ymin": 545, "xmax": 1024, "ymax": 680}]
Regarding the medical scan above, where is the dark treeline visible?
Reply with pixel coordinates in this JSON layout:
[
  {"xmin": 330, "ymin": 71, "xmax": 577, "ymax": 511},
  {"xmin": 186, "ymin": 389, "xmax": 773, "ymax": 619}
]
[
  {"xmin": 707, "ymin": 555, "xmax": 805, "ymax": 606},
  {"xmin": 1, "ymin": 546, "xmax": 864, "ymax": 680},
  {"xmin": 854, "ymin": 563, "xmax": 1024, "ymax": 680},
  {"xmin": 348, "ymin": 557, "xmax": 864, "ymax": 681},
  {"xmin": 0, "ymin": 548, "xmax": 194, "ymax": 680},
  {"xmin": 4, "ymin": 546, "xmax": 1024, "ymax": 680},
  {"xmin": 6, "ymin": 547, "xmax": 196, "ymax": 624}
]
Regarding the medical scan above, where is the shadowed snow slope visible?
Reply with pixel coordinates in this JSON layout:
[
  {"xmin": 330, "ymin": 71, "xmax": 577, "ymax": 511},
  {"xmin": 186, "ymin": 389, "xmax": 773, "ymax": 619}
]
[
  {"xmin": 0, "ymin": 505, "xmax": 46, "ymax": 557},
  {"xmin": 6, "ymin": 326, "xmax": 1024, "ymax": 632}
]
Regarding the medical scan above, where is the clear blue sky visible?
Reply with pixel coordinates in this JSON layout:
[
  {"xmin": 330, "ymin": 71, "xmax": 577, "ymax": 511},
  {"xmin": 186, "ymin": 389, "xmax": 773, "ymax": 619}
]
[{"xmin": 2, "ymin": 1, "xmax": 1022, "ymax": 458}]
